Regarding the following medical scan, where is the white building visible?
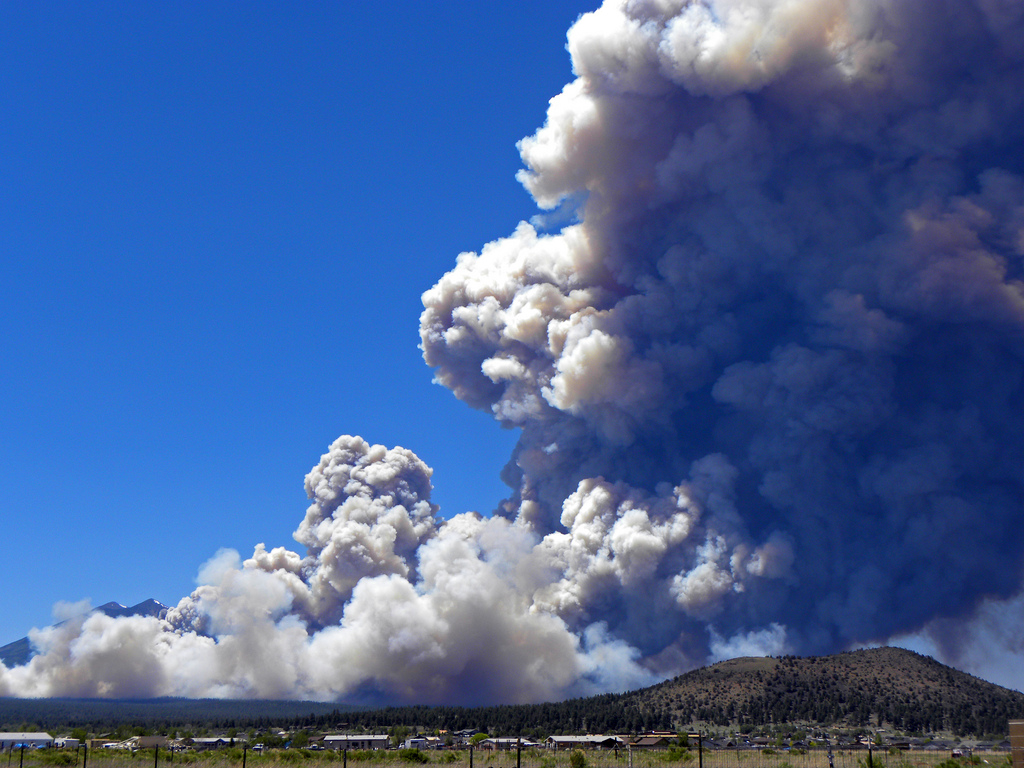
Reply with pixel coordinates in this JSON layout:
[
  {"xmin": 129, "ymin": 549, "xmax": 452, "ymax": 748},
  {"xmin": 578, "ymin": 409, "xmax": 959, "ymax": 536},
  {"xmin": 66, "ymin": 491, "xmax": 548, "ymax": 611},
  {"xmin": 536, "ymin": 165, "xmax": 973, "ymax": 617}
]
[
  {"xmin": 545, "ymin": 736, "xmax": 625, "ymax": 751},
  {"xmin": 323, "ymin": 735, "xmax": 390, "ymax": 751},
  {"xmin": 0, "ymin": 733, "xmax": 54, "ymax": 750}
]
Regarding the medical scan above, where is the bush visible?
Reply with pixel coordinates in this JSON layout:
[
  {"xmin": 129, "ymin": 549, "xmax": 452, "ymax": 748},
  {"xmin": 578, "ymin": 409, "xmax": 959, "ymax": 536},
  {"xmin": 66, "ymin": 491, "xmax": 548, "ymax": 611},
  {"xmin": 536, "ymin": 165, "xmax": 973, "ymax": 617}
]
[
  {"xmin": 39, "ymin": 753, "xmax": 77, "ymax": 766},
  {"xmin": 665, "ymin": 746, "xmax": 694, "ymax": 763},
  {"xmin": 348, "ymin": 753, "xmax": 387, "ymax": 765},
  {"xmin": 569, "ymin": 750, "xmax": 587, "ymax": 768},
  {"xmin": 398, "ymin": 749, "xmax": 429, "ymax": 764},
  {"xmin": 348, "ymin": 751, "xmax": 387, "ymax": 762}
]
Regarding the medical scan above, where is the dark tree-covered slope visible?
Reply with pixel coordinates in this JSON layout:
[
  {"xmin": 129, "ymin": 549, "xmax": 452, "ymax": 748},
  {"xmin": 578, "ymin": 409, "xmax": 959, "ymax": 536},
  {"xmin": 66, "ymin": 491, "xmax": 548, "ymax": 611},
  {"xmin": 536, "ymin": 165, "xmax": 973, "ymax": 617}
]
[
  {"xmin": 1, "ymin": 648, "xmax": 1021, "ymax": 736},
  {"xmin": 623, "ymin": 648, "xmax": 1024, "ymax": 735}
]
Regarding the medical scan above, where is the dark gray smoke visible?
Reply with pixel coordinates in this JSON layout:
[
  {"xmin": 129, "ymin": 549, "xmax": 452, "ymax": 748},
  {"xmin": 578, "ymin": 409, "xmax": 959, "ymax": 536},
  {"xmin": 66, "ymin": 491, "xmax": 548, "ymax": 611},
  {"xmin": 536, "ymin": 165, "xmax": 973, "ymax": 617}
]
[
  {"xmin": 420, "ymin": 0, "xmax": 1024, "ymax": 677},
  {"xmin": 4, "ymin": 0, "xmax": 1024, "ymax": 701}
]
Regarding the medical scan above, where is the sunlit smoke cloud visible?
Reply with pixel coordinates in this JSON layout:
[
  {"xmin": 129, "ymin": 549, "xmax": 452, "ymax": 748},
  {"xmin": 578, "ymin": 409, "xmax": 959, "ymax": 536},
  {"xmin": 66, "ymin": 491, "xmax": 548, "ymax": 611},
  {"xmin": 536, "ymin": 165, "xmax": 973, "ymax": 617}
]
[{"xmin": 4, "ymin": 0, "xmax": 1024, "ymax": 702}]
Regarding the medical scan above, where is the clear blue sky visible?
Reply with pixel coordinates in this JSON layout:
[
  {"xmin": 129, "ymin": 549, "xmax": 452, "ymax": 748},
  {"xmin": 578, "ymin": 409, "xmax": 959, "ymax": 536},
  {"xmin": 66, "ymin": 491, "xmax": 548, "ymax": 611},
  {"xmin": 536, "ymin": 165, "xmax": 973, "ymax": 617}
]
[{"xmin": 0, "ymin": 1, "xmax": 598, "ymax": 644}]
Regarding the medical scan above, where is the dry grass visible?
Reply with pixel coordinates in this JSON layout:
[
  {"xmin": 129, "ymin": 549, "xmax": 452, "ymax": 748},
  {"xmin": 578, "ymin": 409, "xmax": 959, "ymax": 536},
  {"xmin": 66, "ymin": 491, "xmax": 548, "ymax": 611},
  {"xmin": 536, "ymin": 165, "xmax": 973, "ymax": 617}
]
[{"xmin": 4, "ymin": 748, "xmax": 1011, "ymax": 768}]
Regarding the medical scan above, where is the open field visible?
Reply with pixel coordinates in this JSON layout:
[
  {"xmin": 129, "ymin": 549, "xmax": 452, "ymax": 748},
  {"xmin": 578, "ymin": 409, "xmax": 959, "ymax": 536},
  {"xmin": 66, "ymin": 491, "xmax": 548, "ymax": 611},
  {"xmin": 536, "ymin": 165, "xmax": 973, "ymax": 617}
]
[{"xmin": 2, "ymin": 748, "xmax": 1011, "ymax": 768}]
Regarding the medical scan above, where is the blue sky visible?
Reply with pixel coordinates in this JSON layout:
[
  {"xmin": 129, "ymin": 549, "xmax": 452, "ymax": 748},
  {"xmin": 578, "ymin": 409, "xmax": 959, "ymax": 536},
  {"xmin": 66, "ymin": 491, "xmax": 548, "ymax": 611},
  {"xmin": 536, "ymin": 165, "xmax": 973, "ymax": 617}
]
[{"xmin": 0, "ymin": 1, "xmax": 598, "ymax": 644}]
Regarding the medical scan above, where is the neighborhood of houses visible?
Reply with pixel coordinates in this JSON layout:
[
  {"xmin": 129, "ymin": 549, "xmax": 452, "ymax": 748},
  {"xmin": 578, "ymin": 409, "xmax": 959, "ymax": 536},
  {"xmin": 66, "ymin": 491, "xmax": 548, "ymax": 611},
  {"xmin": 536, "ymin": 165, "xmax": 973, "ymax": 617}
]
[{"xmin": 2, "ymin": 728, "xmax": 1022, "ymax": 757}]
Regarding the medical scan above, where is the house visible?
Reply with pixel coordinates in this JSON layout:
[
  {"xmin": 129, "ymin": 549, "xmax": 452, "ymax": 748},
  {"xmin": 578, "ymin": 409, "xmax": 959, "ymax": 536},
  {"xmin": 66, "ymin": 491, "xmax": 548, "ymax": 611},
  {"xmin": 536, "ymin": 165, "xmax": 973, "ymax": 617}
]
[
  {"xmin": 630, "ymin": 737, "xmax": 671, "ymax": 749},
  {"xmin": 323, "ymin": 735, "xmax": 390, "ymax": 751},
  {"xmin": 480, "ymin": 738, "xmax": 524, "ymax": 751},
  {"xmin": 479, "ymin": 738, "xmax": 540, "ymax": 751},
  {"xmin": 127, "ymin": 737, "xmax": 169, "ymax": 750},
  {"xmin": 546, "ymin": 736, "xmax": 625, "ymax": 751},
  {"xmin": 0, "ymin": 733, "xmax": 54, "ymax": 750},
  {"xmin": 189, "ymin": 738, "xmax": 232, "ymax": 752}
]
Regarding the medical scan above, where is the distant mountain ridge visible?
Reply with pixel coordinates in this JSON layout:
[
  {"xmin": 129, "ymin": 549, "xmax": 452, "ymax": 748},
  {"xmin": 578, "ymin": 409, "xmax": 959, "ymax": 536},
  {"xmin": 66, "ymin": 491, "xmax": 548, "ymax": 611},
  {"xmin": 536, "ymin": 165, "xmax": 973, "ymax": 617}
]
[{"xmin": 0, "ymin": 599, "xmax": 168, "ymax": 668}]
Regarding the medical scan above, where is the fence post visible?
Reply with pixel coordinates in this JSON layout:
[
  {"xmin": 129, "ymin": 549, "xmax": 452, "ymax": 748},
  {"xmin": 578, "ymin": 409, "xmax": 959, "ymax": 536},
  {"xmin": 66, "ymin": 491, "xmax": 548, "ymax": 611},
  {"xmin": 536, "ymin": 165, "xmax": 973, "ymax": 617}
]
[
  {"xmin": 517, "ymin": 738, "xmax": 521, "ymax": 768},
  {"xmin": 698, "ymin": 731, "xmax": 703, "ymax": 768},
  {"xmin": 83, "ymin": 744, "xmax": 88, "ymax": 768},
  {"xmin": 243, "ymin": 744, "xmax": 247, "ymax": 768},
  {"xmin": 469, "ymin": 746, "xmax": 473, "ymax": 768},
  {"xmin": 155, "ymin": 744, "xmax": 159, "ymax": 768}
]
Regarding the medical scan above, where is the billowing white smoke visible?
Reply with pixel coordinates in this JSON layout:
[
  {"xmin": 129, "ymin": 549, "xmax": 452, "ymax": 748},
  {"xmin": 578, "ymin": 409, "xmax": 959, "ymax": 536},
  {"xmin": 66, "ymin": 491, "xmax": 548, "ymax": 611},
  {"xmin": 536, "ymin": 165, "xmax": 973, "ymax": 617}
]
[{"xmin": 4, "ymin": 0, "xmax": 1024, "ymax": 701}]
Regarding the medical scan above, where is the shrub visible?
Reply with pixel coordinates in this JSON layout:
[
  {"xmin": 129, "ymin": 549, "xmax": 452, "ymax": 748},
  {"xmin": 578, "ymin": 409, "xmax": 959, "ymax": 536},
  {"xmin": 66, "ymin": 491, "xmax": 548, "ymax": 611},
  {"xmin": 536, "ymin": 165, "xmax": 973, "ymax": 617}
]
[
  {"xmin": 398, "ymin": 748, "xmax": 429, "ymax": 764},
  {"xmin": 569, "ymin": 749, "xmax": 586, "ymax": 768},
  {"xmin": 665, "ymin": 746, "xmax": 694, "ymax": 763},
  {"xmin": 348, "ymin": 751, "xmax": 387, "ymax": 762},
  {"xmin": 39, "ymin": 752, "xmax": 77, "ymax": 766}
]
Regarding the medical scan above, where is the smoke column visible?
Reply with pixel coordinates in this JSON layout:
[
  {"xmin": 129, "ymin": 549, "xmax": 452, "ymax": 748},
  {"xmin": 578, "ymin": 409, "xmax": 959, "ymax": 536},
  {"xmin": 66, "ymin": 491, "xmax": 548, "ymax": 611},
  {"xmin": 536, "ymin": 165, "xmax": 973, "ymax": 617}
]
[{"xmin": 4, "ymin": 0, "xmax": 1024, "ymax": 702}]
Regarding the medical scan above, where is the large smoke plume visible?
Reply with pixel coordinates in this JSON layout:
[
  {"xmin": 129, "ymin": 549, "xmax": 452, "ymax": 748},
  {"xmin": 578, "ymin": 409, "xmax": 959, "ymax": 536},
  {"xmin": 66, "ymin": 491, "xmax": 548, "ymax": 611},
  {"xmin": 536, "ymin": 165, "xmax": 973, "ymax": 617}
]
[{"xmin": 4, "ymin": 0, "xmax": 1024, "ymax": 702}]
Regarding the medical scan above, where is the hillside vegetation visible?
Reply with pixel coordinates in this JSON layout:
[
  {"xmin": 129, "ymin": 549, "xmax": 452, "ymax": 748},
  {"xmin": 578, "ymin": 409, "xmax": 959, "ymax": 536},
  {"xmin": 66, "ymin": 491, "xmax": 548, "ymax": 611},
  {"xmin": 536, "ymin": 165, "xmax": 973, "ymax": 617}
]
[
  {"xmin": 2, "ymin": 648, "xmax": 1022, "ymax": 737},
  {"xmin": 622, "ymin": 648, "xmax": 1024, "ymax": 736}
]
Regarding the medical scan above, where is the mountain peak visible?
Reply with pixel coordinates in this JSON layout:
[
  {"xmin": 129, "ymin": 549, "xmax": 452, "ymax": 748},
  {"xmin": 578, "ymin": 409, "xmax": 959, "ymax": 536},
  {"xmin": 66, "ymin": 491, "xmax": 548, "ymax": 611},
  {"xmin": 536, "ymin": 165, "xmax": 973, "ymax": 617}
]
[{"xmin": 0, "ymin": 599, "xmax": 169, "ymax": 668}]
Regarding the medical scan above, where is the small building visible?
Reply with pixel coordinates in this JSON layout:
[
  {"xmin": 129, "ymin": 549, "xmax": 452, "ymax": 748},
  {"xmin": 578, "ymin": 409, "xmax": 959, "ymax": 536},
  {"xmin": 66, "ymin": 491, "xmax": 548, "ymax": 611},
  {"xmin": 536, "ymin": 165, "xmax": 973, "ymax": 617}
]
[
  {"xmin": 546, "ymin": 736, "xmax": 625, "ymax": 751},
  {"xmin": 481, "ymin": 738, "xmax": 522, "ymax": 751},
  {"xmin": 189, "ymin": 738, "xmax": 232, "ymax": 752},
  {"xmin": 127, "ymin": 737, "xmax": 169, "ymax": 750},
  {"xmin": 323, "ymin": 735, "xmax": 390, "ymax": 751},
  {"xmin": 0, "ymin": 733, "xmax": 54, "ymax": 750},
  {"xmin": 630, "ymin": 737, "xmax": 671, "ymax": 749},
  {"xmin": 1011, "ymin": 723, "xmax": 1024, "ymax": 768}
]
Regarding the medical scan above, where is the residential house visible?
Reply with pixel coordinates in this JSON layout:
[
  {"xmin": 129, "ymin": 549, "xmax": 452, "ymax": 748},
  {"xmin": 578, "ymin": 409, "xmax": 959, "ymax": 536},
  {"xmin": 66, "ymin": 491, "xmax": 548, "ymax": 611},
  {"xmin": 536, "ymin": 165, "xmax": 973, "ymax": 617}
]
[
  {"xmin": 323, "ymin": 735, "xmax": 390, "ymax": 751},
  {"xmin": 630, "ymin": 737, "xmax": 671, "ymax": 749},
  {"xmin": 546, "ymin": 736, "xmax": 625, "ymax": 751}
]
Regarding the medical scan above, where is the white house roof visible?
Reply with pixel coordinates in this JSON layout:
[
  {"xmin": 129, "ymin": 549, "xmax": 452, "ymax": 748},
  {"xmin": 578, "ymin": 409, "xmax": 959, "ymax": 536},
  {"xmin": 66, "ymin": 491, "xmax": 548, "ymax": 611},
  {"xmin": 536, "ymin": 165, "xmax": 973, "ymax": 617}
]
[{"xmin": 0, "ymin": 734, "xmax": 53, "ymax": 741}]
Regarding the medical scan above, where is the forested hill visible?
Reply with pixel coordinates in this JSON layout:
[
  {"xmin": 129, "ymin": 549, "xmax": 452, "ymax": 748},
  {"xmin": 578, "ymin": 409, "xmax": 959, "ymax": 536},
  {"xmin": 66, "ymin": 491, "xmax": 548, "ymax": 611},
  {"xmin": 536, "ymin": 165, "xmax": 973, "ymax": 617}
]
[
  {"xmin": 317, "ymin": 649, "xmax": 1024, "ymax": 737},
  {"xmin": 2, "ymin": 648, "xmax": 1022, "ymax": 736},
  {"xmin": 622, "ymin": 647, "xmax": 1024, "ymax": 736}
]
